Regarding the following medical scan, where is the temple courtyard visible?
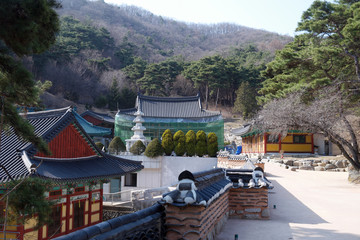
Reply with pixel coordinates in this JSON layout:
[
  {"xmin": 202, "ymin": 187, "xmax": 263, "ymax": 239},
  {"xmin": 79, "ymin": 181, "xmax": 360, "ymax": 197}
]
[{"xmin": 217, "ymin": 161, "xmax": 360, "ymax": 240}]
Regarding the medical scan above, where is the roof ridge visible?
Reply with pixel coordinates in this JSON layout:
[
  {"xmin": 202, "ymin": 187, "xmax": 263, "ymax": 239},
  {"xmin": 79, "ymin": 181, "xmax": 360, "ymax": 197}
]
[
  {"xmin": 20, "ymin": 106, "xmax": 71, "ymax": 116},
  {"xmin": 139, "ymin": 94, "xmax": 199, "ymax": 102}
]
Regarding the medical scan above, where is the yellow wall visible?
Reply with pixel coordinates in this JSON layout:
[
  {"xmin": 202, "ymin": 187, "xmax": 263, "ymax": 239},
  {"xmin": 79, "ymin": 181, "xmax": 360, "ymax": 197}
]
[
  {"xmin": 42, "ymin": 226, "xmax": 47, "ymax": 239},
  {"xmin": 92, "ymin": 202, "xmax": 100, "ymax": 212},
  {"xmin": 62, "ymin": 204, "xmax": 67, "ymax": 217},
  {"xmin": 91, "ymin": 213, "xmax": 100, "ymax": 223},
  {"xmin": 24, "ymin": 231, "xmax": 38, "ymax": 240},
  {"xmin": 267, "ymin": 144, "xmax": 279, "ymax": 152},
  {"xmin": 281, "ymin": 144, "xmax": 312, "ymax": 152},
  {"xmin": 61, "ymin": 220, "xmax": 66, "ymax": 233}
]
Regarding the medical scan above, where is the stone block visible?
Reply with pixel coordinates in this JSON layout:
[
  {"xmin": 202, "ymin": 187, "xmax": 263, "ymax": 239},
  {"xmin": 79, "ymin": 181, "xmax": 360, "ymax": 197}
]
[{"xmin": 245, "ymin": 208, "xmax": 261, "ymax": 213}]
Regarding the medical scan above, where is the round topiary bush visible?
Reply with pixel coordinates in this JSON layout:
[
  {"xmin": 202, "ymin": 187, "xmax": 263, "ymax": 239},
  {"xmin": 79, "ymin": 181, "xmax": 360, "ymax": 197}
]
[
  {"xmin": 145, "ymin": 138, "xmax": 164, "ymax": 158},
  {"xmin": 207, "ymin": 132, "xmax": 218, "ymax": 157},
  {"xmin": 173, "ymin": 130, "xmax": 186, "ymax": 156},
  {"xmin": 161, "ymin": 129, "xmax": 174, "ymax": 156},
  {"xmin": 95, "ymin": 142, "xmax": 104, "ymax": 151},
  {"xmin": 185, "ymin": 130, "xmax": 196, "ymax": 157},
  {"xmin": 130, "ymin": 140, "xmax": 146, "ymax": 155},
  {"xmin": 108, "ymin": 136, "xmax": 126, "ymax": 154},
  {"xmin": 195, "ymin": 130, "xmax": 207, "ymax": 157}
]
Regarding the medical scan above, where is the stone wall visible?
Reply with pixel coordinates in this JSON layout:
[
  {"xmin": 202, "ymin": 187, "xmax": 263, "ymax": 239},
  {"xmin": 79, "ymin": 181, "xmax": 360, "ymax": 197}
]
[
  {"xmin": 228, "ymin": 188, "xmax": 269, "ymax": 219},
  {"xmin": 164, "ymin": 192, "xmax": 229, "ymax": 240}
]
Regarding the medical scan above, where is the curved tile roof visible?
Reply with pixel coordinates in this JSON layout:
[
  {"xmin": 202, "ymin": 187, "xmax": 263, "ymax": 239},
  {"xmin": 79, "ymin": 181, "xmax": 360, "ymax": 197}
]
[
  {"xmin": 119, "ymin": 94, "xmax": 221, "ymax": 118},
  {"xmin": 0, "ymin": 107, "xmax": 143, "ymax": 182}
]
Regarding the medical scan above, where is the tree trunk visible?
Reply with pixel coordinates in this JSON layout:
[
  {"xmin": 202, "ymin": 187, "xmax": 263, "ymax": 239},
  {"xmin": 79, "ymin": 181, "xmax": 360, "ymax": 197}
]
[
  {"xmin": 205, "ymin": 84, "xmax": 209, "ymax": 110},
  {"xmin": 215, "ymin": 88, "xmax": 219, "ymax": 109}
]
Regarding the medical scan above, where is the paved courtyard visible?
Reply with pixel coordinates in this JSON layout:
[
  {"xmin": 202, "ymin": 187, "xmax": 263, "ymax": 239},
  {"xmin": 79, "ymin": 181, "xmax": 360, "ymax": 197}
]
[{"xmin": 217, "ymin": 161, "xmax": 360, "ymax": 240}]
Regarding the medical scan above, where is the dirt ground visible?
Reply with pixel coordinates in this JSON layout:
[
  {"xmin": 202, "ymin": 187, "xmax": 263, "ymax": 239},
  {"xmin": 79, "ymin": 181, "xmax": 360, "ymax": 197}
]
[{"xmin": 217, "ymin": 161, "xmax": 360, "ymax": 240}]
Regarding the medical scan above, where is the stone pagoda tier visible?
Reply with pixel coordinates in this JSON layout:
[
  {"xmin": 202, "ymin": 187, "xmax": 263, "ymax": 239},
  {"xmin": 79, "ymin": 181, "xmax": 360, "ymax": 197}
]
[{"xmin": 126, "ymin": 110, "xmax": 150, "ymax": 151}]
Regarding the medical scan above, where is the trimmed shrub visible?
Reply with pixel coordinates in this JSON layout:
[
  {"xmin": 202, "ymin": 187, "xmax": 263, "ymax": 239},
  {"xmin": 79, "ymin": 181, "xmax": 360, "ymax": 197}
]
[
  {"xmin": 108, "ymin": 136, "xmax": 126, "ymax": 154},
  {"xmin": 173, "ymin": 130, "xmax": 186, "ymax": 156},
  {"xmin": 130, "ymin": 140, "xmax": 146, "ymax": 155},
  {"xmin": 145, "ymin": 138, "xmax": 164, "ymax": 158},
  {"xmin": 95, "ymin": 142, "xmax": 104, "ymax": 151},
  {"xmin": 195, "ymin": 130, "xmax": 207, "ymax": 157},
  {"xmin": 161, "ymin": 129, "xmax": 174, "ymax": 156},
  {"xmin": 185, "ymin": 130, "xmax": 196, "ymax": 156},
  {"xmin": 207, "ymin": 132, "xmax": 218, "ymax": 157}
]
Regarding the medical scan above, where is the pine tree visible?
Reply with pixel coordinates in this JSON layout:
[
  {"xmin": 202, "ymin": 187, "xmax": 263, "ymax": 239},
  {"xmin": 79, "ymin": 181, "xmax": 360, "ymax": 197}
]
[{"xmin": 0, "ymin": 0, "xmax": 60, "ymax": 154}]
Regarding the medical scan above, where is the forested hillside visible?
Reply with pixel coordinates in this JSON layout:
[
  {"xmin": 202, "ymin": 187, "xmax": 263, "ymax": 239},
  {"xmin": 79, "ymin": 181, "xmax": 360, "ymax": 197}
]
[{"xmin": 26, "ymin": 0, "xmax": 292, "ymax": 115}]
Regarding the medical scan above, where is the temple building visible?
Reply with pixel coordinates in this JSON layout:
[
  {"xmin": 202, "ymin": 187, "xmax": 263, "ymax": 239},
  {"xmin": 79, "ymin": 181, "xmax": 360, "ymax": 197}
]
[
  {"xmin": 115, "ymin": 93, "xmax": 224, "ymax": 149},
  {"xmin": 0, "ymin": 107, "xmax": 143, "ymax": 240}
]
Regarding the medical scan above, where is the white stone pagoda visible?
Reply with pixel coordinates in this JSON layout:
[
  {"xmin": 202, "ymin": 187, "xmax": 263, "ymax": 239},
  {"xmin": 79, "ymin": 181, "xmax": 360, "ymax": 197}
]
[{"xmin": 125, "ymin": 109, "xmax": 150, "ymax": 151}]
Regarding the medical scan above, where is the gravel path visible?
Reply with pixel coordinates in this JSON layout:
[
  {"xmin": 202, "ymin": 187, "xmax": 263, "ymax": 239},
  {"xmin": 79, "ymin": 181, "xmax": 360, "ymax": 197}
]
[{"xmin": 217, "ymin": 161, "xmax": 360, "ymax": 240}]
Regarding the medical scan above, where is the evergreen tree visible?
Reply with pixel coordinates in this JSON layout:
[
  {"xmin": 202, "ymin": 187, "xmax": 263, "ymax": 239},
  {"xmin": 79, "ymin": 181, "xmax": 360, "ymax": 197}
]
[
  {"xmin": 107, "ymin": 78, "xmax": 120, "ymax": 110},
  {"xmin": 130, "ymin": 140, "xmax": 146, "ymax": 155},
  {"xmin": 161, "ymin": 129, "xmax": 174, "ymax": 156},
  {"xmin": 173, "ymin": 130, "xmax": 186, "ymax": 156},
  {"xmin": 207, "ymin": 132, "xmax": 218, "ymax": 157},
  {"xmin": 185, "ymin": 130, "xmax": 196, "ymax": 157},
  {"xmin": 108, "ymin": 136, "xmax": 126, "ymax": 154},
  {"xmin": 144, "ymin": 138, "xmax": 164, "ymax": 158},
  {"xmin": 233, "ymin": 81, "xmax": 259, "ymax": 118},
  {"xmin": 195, "ymin": 130, "xmax": 207, "ymax": 157}
]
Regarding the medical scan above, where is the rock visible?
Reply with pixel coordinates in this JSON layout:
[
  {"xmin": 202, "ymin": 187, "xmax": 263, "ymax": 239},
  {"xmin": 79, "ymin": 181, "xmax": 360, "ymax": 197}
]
[
  {"xmin": 335, "ymin": 160, "xmax": 345, "ymax": 168},
  {"xmin": 314, "ymin": 166, "xmax": 325, "ymax": 171},
  {"xmin": 293, "ymin": 161, "xmax": 301, "ymax": 166},
  {"xmin": 325, "ymin": 163, "xmax": 337, "ymax": 170},
  {"xmin": 314, "ymin": 160, "xmax": 322, "ymax": 163},
  {"xmin": 290, "ymin": 167, "xmax": 297, "ymax": 171},
  {"xmin": 299, "ymin": 166, "xmax": 314, "ymax": 171},
  {"xmin": 342, "ymin": 160, "xmax": 349, "ymax": 167},
  {"xmin": 319, "ymin": 162, "xmax": 327, "ymax": 167},
  {"xmin": 312, "ymin": 163, "xmax": 318, "ymax": 167},
  {"xmin": 285, "ymin": 165, "xmax": 289, "ymax": 169},
  {"xmin": 283, "ymin": 160, "xmax": 294, "ymax": 166},
  {"xmin": 322, "ymin": 160, "xmax": 330, "ymax": 164}
]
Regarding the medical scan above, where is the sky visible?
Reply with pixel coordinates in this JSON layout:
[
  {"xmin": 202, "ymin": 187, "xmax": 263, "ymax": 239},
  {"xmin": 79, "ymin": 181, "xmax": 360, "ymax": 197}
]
[{"xmin": 103, "ymin": 0, "xmax": 316, "ymax": 36}]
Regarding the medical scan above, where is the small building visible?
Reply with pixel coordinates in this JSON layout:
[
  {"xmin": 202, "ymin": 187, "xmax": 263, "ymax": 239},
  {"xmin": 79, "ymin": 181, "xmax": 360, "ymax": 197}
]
[
  {"xmin": 80, "ymin": 110, "xmax": 114, "ymax": 148},
  {"xmin": 115, "ymin": 93, "xmax": 224, "ymax": 149},
  {"xmin": 232, "ymin": 125, "xmax": 314, "ymax": 155},
  {"xmin": 74, "ymin": 111, "xmax": 112, "ymax": 148},
  {"xmin": 0, "ymin": 107, "xmax": 143, "ymax": 240}
]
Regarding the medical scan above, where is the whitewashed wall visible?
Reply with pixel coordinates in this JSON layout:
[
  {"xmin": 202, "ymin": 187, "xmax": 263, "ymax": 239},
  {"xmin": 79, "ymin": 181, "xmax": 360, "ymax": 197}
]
[
  {"xmin": 313, "ymin": 133, "xmax": 341, "ymax": 155},
  {"xmin": 120, "ymin": 155, "xmax": 218, "ymax": 188}
]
